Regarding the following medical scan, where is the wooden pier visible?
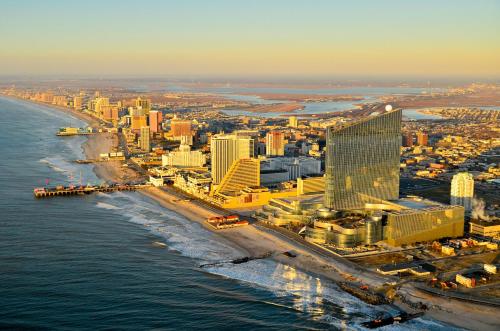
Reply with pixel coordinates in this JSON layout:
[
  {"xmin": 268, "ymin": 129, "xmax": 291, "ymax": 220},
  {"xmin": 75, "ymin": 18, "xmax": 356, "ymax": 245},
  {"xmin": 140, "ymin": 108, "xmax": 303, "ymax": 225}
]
[{"xmin": 34, "ymin": 184, "xmax": 150, "ymax": 198}]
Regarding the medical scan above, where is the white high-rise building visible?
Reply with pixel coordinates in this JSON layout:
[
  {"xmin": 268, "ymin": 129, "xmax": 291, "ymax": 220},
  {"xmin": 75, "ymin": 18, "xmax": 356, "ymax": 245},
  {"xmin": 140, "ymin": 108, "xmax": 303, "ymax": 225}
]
[
  {"xmin": 162, "ymin": 144, "xmax": 206, "ymax": 168},
  {"xmin": 260, "ymin": 156, "xmax": 321, "ymax": 181},
  {"xmin": 210, "ymin": 134, "xmax": 254, "ymax": 184},
  {"xmin": 451, "ymin": 172, "xmax": 474, "ymax": 212}
]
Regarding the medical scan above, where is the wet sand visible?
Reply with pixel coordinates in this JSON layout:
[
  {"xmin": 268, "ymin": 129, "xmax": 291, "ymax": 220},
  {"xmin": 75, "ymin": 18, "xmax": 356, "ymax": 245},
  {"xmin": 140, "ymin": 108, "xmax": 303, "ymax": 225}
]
[
  {"xmin": 83, "ymin": 134, "xmax": 500, "ymax": 331},
  {"xmin": 82, "ymin": 133, "xmax": 144, "ymax": 184},
  {"xmin": 11, "ymin": 95, "xmax": 499, "ymax": 331}
]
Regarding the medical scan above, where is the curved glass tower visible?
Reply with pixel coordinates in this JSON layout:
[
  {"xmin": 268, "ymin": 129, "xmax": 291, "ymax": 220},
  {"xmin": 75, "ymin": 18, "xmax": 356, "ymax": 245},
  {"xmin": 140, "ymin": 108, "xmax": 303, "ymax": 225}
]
[{"xmin": 325, "ymin": 109, "xmax": 402, "ymax": 210}]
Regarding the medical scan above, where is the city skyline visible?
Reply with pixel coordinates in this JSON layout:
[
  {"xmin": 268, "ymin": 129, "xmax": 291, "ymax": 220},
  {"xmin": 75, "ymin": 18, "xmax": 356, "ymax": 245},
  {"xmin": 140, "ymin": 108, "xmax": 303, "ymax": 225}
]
[
  {"xmin": 1, "ymin": 2, "xmax": 500, "ymax": 329},
  {"xmin": 1, "ymin": 0, "xmax": 499, "ymax": 78}
]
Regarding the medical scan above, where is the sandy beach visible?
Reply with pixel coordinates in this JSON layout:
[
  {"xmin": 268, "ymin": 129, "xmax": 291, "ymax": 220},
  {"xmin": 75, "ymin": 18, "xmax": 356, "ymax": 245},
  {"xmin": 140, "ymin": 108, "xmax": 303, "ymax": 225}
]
[
  {"xmin": 91, "ymin": 148, "xmax": 500, "ymax": 330},
  {"xmin": 80, "ymin": 131, "xmax": 500, "ymax": 330},
  {"xmin": 10, "ymin": 96, "xmax": 499, "ymax": 331}
]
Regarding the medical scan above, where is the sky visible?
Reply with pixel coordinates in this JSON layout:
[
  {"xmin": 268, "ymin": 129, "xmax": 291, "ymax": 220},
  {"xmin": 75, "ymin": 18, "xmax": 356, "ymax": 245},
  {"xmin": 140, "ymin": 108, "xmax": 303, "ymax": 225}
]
[{"xmin": 0, "ymin": 0, "xmax": 499, "ymax": 79}]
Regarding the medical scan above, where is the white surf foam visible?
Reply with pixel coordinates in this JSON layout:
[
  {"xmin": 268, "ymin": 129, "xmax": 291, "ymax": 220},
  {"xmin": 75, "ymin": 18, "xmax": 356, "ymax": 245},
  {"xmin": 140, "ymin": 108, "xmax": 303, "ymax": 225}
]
[
  {"xmin": 95, "ymin": 202, "xmax": 121, "ymax": 210},
  {"xmin": 39, "ymin": 155, "xmax": 98, "ymax": 184},
  {"xmin": 95, "ymin": 191, "xmax": 461, "ymax": 330}
]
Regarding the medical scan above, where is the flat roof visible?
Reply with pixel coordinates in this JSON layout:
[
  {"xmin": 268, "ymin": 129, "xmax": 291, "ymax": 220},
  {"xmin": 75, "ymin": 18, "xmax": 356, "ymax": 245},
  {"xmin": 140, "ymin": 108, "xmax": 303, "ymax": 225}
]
[
  {"xmin": 277, "ymin": 194, "xmax": 324, "ymax": 204},
  {"xmin": 394, "ymin": 197, "xmax": 444, "ymax": 210},
  {"xmin": 470, "ymin": 219, "xmax": 500, "ymax": 227}
]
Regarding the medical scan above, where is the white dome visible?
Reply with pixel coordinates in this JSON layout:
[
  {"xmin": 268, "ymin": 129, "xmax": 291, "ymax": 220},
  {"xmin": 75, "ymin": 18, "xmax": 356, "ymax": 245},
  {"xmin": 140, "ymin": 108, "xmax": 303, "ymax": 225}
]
[{"xmin": 385, "ymin": 104, "xmax": 393, "ymax": 112}]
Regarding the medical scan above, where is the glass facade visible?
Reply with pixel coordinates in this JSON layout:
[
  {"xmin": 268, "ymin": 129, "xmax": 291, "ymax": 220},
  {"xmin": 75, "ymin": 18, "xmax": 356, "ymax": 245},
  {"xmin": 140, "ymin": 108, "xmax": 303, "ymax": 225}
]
[{"xmin": 325, "ymin": 109, "xmax": 402, "ymax": 210}]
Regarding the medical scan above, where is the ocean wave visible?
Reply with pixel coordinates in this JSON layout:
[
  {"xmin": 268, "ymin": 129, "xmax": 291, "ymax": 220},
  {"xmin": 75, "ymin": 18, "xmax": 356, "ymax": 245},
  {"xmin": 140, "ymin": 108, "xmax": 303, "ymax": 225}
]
[
  {"xmin": 95, "ymin": 202, "xmax": 122, "ymax": 210},
  {"xmin": 39, "ymin": 157, "xmax": 69, "ymax": 174},
  {"xmin": 100, "ymin": 192, "xmax": 238, "ymax": 262},
  {"xmin": 96, "ymin": 191, "xmax": 460, "ymax": 330},
  {"xmin": 39, "ymin": 156, "xmax": 98, "ymax": 184},
  {"xmin": 93, "ymin": 192, "xmax": 388, "ymax": 328}
]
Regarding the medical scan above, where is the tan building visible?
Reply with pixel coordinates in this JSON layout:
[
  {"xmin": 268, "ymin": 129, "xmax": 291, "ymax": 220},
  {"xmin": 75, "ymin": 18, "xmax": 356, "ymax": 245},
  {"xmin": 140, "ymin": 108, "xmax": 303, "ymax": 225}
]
[
  {"xmin": 135, "ymin": 97, "xmax": 151, "ymax": 114},
  {"xmin": 94, "ymin": 97, "xmax": 110, "ymax": 117},
  {"xmin": 210, "ymin": 134, "xmax": 254, "ymax": 185},
  {"xmin": 52, "ymin": 95, "xmax": 68, "ymax": 106},
  {"xmin": 469, "ymin": 219, "xmax": 500, "ymax": 238},
  {"xmin": 214, "ymin": 158, "xmax": 260, "ymax": 195},
  {"xmin": 266, "ymin": 131, "xmax": 285, "ymax": 156},
  {"xmin": 131, "ymin": 115, "xmax": 148, "ymax": 132},
  {"xmin": 170, "ymin": 118, "xmax": 192, "ymax": 138},
  {"xmin": 385, "ymin": 203, "xmax": 464, "ymax": 246},
  {"xmin": 73, "ymin": 96, "xmax": 83, "ymax": 110},
  {"xmin": 297, "ymin": 176, "xmax": 325, "ymax": 195},
  {"xmin": 139, "ymin": 126, "xmax": 151, "ymax": 152}
]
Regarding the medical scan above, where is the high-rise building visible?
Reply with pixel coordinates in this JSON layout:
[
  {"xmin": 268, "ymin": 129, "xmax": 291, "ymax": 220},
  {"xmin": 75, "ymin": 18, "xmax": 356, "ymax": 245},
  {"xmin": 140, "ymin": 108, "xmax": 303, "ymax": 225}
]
[
  {"xmin": 451, "ymin": 172, "xmax": 474, "ymax": 212},
  {"xmin": 73, "ymin": 96, "xmax": 83, "ymax": 110},
  {"xmin": 131, "ymin": 115, "xmax": 148, "ymax": 132},
  {"xmin": 135, "ymin": 97, "xmax": 151, "ymax": 114},
  {"xmin": 402, "ymin": 133, "xmax": 414, "ymax": 147},
  {"xmin": 179, "ymin": 135, "xmax": 193, "ymax": 146},
  {"xmin": 416, "ymin": 131, "xmax": 428, "ymax": 146},
  {"xmin": 52, "ymin": 95, "xmax": 68, "ymax": 106},
  {"xmin": 41, "ymin": 92, "xmax": 54, "ymax": 103},
  {"xmin": 149, "ymin": 110, "xmax": 163, "ymax": 133},
  {"xmin": 139, "ymin": 126, "xmax": 151, "ymax": 152},
  {"xmin": 289, "ymin": 116, "xmax": 298, "ymax": 128},
  {"xmin": 94, "ymin": 97, "xmax": 110, "ymax": 117},
  {"xmin": 210, "ymin": 134, "xmax": 254, "ymax": 185},
  {"xmin": 265, "ymin": 131, "xmax": 285, "ymax": 156},
  {"xmin": 102, "ymin": 106, "xmax": 119, "ymax": 122},
  {"xmin": 170, "ymin": 118, "xmax": 192, "ymax": 138},
  {"xmin": 129, "ymin": 106, "xmax": 145, "ymax": 116},
  {"xmin": 325, "ymin": 109, "xmax": 402, "ymax": 210},
  {"xmin": 162, "ymin": 144, "xmax": 205, "ymax": 168}
]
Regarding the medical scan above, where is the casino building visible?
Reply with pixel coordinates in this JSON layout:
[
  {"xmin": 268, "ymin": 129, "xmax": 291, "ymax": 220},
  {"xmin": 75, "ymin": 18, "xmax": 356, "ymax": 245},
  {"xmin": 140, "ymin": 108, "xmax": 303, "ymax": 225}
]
[{"xmin": 254, "ymin": 108, "xmax": 464, "ymax": 247}]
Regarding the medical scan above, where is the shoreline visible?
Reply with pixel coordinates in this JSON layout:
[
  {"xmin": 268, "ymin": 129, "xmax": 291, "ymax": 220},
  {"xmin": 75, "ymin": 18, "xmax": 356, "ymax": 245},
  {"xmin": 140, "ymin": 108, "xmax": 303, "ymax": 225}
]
[
  {"xmin": 5, "ymin": 95, "xmax": 499, "ymax": 330},
  {"xmin": 78, "ymin": 121, "xmax": 499, "ymax": 331}
]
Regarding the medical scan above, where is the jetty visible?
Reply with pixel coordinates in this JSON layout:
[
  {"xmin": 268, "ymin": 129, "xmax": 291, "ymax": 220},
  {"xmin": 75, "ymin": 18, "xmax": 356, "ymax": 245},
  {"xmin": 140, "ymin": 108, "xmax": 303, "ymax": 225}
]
[
  {"xmin": 199, "ymin": 251, "xmax": 273, "ymax": 268},
  {"xmin": 34, "ymin": 183, "xmax": 151, "ymax": 198}
]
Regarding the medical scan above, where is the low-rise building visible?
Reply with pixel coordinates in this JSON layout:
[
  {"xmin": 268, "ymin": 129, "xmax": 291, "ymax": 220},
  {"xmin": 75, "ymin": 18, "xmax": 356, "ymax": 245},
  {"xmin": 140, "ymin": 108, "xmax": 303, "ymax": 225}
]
[{"xmin": 469, "ymin": 219, "xmax": 500, "ymax": 238}]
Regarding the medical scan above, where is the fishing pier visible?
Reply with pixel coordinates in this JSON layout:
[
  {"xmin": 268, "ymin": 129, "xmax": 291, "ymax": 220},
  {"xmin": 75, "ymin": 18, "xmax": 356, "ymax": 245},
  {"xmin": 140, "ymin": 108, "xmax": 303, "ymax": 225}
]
[{"xmin": 34, "ymin": 183, "xmax": 151, "ymax": 198}]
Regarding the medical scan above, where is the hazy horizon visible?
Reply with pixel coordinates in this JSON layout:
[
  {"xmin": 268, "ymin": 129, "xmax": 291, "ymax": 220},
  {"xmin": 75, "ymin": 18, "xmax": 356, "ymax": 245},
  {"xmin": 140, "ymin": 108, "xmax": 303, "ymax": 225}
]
[{"xmin": 1, "ymin": 0, "xmax": 499, "ymax": 78}]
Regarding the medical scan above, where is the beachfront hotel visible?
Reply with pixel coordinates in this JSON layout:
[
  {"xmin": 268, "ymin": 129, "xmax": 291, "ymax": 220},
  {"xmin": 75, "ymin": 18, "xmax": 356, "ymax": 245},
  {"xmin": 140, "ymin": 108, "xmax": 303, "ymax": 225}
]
[
  {"xmin": 210, "ymin": 134, "xmax": 254, "ymax": 185},
  {"xmin": 161, "ymin": 144, "xmax": 206, "ymax": 168},
  {"xmin": 255, "ymin": 108, "xmax": 464, "ymax": 248},
  {"xmin": 324, "ymin": 109, "xmax": 402, "ymax": 210}
]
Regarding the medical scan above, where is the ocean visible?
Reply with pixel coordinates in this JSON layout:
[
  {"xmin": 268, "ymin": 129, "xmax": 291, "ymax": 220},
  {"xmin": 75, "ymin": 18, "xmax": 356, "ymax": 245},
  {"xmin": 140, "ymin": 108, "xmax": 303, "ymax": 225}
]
[{"xmin": 0, "ymin": 97, "xmax": 457, "ymax": 330}]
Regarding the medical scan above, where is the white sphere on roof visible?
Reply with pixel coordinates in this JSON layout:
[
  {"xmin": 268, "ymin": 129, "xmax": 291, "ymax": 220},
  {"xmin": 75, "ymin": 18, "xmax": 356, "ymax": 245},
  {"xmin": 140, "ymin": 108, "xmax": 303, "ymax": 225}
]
[{"xmin": 385, "ymin": 104, "xmax": 393, "ymax": 112}]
